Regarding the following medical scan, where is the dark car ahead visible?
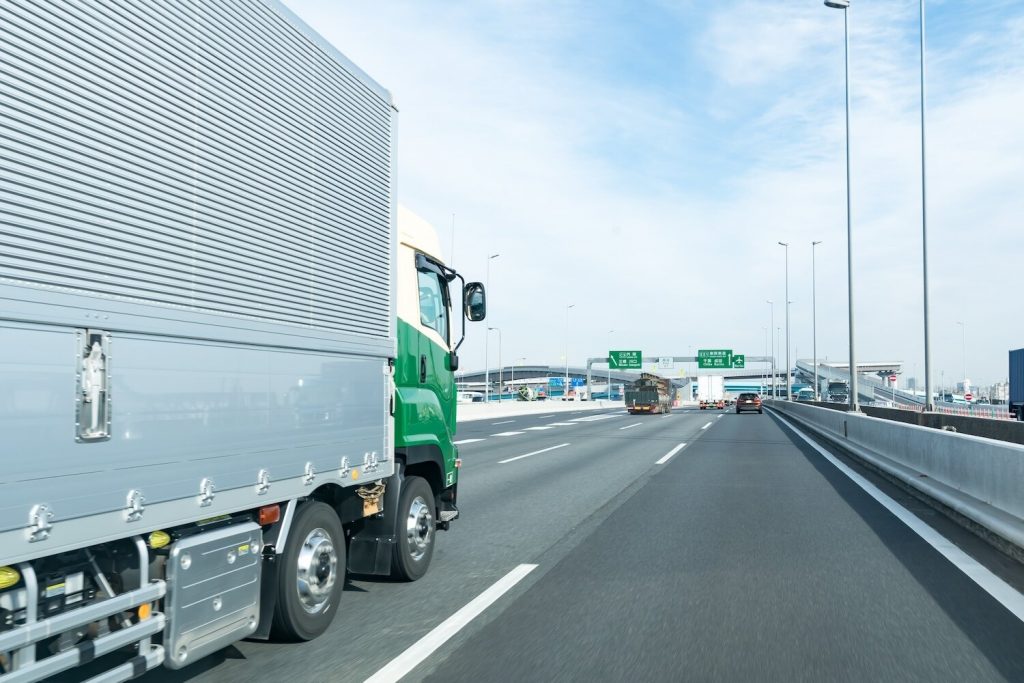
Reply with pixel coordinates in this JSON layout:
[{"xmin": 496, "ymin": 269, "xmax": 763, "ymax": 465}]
[{"xmin": 736, "ymin": 392, "xmax": 762, "ymax": 414}]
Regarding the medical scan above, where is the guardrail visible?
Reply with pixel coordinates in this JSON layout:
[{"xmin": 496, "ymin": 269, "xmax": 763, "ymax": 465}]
[
  {"xmin": 768, "ymin": 401, "xmax": 1024, "ymax": 553},
  {"xmin": 796, "ymin": 400, "xmax": 1024, "ymax": 445}
]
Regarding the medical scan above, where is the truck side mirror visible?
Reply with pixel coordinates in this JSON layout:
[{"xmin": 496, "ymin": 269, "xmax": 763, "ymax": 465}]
[
  {"xmin": 448, "ymin": 352, "xmax": 459, "ymax": 372},
  {"xmin": 463, "ymin": 282, "xmax": 486, "ymax": 321}
]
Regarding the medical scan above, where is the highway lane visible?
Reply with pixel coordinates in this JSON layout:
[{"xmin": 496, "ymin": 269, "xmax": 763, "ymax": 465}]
[
  {"xmin": 127, "ymin": 406, "xmax": 718, "ymax": 682},
  {"xmin": 421, "ymin": 411, "xmax": 1024, "ymax": 682}
]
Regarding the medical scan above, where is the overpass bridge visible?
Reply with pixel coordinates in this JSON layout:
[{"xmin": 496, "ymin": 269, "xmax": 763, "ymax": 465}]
[{"xmin": 794, "ymin": 359, "xmax": 1012, "ymax": 419}]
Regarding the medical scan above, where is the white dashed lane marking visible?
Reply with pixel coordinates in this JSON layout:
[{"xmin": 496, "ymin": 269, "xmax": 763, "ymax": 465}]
[
  {"xmin": 656, "ymin": 443, "xmax": 687, "ymax": 464},
  {"xmin": 498, "ymin": 443, "xmax": 571, "ymax": 464}
]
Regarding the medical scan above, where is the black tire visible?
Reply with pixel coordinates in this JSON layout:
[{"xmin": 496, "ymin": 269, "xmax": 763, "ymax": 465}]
[
  {"xmin": 271, "ymin": 501, "xmax": 345, "ymax": 642},
  {"xmin": 758, "ymin": 409, "xmax": 763, "ymax": 414},
  {"xmin": 391, "ymin": 476, "xmax": 436, "ymax": 582}
]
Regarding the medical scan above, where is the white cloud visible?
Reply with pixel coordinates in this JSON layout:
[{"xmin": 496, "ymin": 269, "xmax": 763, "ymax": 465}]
[{"xmin": 285, "ymin": 0, "xmax": 1024, "ymax": 387}]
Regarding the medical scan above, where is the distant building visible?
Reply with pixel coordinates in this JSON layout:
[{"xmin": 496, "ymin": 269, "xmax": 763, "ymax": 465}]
[
  {"xmin": 990, "ymin": 381, "xmax": 1009, "ymax": 403},
  {"xmin": 906, "ymin": 377, "xmax": 918, "ymax": 391}
]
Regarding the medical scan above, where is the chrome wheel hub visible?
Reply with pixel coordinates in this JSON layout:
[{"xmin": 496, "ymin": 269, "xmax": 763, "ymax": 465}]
[
  {"xmin": 406, "ymin": 496, "xmax": 434, "ymax": 562},
  {"xmin": 296, "ymin": 527, "xmax": 337, "ymax": 614}
]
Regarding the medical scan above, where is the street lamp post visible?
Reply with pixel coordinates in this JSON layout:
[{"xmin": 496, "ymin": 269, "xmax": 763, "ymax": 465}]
[
  {"xmin": 565, "ymin": 304, "xmax": 575, "ymax": 399},
  {"xmin": 956, "ymin": 321, "xmax": 967, "ymax": 394},
  {"xmin": 608, "ymin": 329, "xmax": 615, "ymax": 402},
  {"xmin": 766, "ymin": 300, "xmax": 775, "ymax": 398},
  {"xmin": 919, "ymin": 0, "xmax": 934, "ymax": 412},
  {"xmin": 812, "ymin": 241, "xmax": 822, "ymax": 399},
  {"xmin": 484, "ymin": 253, "xmax": 500, "ymax": 402},
  {"xmin": 488, "ymin": 327, "xmax": 502, "ymax": 402},
  {"xmin": 778, "ymin": 242, "xmax": 790, "ymax": 400},
  {"xmin": 777, "ymin": 326, "xmax": 782, "ymax": 397},
  {"xmin": 825, "ymin": 0, "xmax": 858, "ymax": 412},
  {"xmin": 763, "ymin": 327, "xmax": 769, "ymax": 395}
]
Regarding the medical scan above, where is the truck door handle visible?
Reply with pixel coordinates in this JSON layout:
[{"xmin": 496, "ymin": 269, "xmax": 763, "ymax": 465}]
[{"xmin": 420, "ymin": 355, "xmax": 427, "ymax": 383}]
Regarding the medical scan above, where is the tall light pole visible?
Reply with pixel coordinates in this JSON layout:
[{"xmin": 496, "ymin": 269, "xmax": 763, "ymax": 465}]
[
  {"xmin": 766, "ymin": 300, "xmax": 775, "ymax": 398},
  {"xmin": 918, "ymin": 0, "xmax": 934, "ymax": 411},
  {"xmin": 778, "ymin": 242, "xmax": 790, "ymax": 400},
  {"xmin": 777, "ymin": 326, "xmax": 783, "ymax": 395},
  {"xmin": 956, "ymin": 321, "xmax": 967, "ymax": 394},
  {"xmin": 825, "ymin": 0, "xmax": 858, "ymax": 411},
  {"xmin": 812, "ymin": 240, "xmax": 822, "ymax": 399},
  {"xmin": 762, "ymin": 326, "xmax": 769, "ymax": 395},
  {"xmin": 488, "ymin": 326, "xmax": 502, "ymax": 402},
  {"xmin": 565, "ymin": 304, "xmax": 575, "ymax": 399},
  {"xmin": 484, "ymin": 254, "xmax": 500, "ymax": 402},
  {"xmin": 608, "ymin": 329, "xmax": 615, "ymax": 402}
]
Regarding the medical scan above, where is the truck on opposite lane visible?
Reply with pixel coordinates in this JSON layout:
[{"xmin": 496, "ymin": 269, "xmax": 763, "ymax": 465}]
[{"xmin": 0, "ymin": 2, "xmax": 485, "ymax": 679}]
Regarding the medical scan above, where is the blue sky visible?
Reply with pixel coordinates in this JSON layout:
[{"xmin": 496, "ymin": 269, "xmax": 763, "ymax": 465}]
[{"xmin": 285, "ymin": 0, "xmax": 1024, "ymax": 388}]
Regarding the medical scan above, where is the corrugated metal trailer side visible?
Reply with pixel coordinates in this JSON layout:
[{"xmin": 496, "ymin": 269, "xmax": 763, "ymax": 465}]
[{"xmin": 0, "ymin": 0, "xmax": 397, "ymax": 565}]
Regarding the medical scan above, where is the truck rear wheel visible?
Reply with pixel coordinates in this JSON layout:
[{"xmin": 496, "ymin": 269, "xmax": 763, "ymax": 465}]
[
  {"xmin": 272, "ymin": 501, "xmax": 345, "ymax": 642},
  {"xmin": 391, "ymin": 476, "xmax": 435, "ymax": 581}
]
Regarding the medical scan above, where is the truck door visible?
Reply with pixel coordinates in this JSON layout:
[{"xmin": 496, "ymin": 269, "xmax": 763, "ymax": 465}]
[{"xmin": 415, "ymin": 262, "xmax": 456, "ymax": 429}]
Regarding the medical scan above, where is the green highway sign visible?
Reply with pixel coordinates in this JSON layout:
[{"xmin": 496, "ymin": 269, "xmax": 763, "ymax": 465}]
[
  {"xmin": 697, "ymin": 349, "xmax": 746, "ymax": 369},
  {"xmin": 697, "ymin": 349, "xmax": 732, "ymax": 369},
  {"xmin": 609, "ymin": 350, "xmax": 642, "ymax": 369}
]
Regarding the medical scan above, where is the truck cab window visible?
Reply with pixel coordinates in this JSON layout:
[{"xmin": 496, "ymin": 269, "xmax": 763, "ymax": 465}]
[{"xmin": 418, "ymin": 269, "xmax": 449, "ymax": 343}]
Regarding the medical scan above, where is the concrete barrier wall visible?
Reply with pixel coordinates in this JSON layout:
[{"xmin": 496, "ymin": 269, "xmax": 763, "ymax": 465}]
[
  {"xmin": 770, "ymin": 401, "xmax": 1024, "ymax": 549},
  {"xmin": 788, "ymin": 400, "xmax": 1024, "ymax": 446}
]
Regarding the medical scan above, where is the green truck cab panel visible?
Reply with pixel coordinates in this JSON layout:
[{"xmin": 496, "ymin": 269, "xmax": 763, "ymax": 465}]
[{"xmin": 394, "ymin": 318, "xmax": 458, "ymax": 485}]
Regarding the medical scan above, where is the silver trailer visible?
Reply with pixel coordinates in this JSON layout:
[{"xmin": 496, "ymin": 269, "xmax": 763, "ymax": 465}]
[{"xmin": 0, "ymin": 1, "xmax": 398, "ymax": 678}]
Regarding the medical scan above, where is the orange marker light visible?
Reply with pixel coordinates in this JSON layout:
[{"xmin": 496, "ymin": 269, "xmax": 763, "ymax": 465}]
[
  {"xmin": 138, "ymin": 603, "xmax": 152, "ymax": 621},
  {"xmin": 258, "ymin": 504, "xmax": 280, "ymax": 525}
]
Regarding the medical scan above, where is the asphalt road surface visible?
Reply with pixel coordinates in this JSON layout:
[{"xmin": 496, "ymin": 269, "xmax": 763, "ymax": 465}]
[{"xmin": 67, "ymin": 406, "xmax": 1024, "ymax": 682}]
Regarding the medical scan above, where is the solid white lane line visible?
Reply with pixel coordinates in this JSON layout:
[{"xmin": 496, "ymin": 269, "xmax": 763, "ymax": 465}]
[
  {"xmin": 523, "ymin": 426, "xmax": 553, "ymax": 431},
  {"xmin": 492, "ymin": 420, "xmax": 515, "ymax": 425},
  {"xmin": 547, "ymin": 422, "xmax": 575, "ymax": 426},
  {"xmin": 774, "ymin": 412, "xmax": 1024, "ymax": 624},
  {"xmin": 619, "ymin": 422, "xmax": 643, "ymax": 431},
  {"xmin": 364, "ymin": 564, "xmax": 538, "ymax": 683},
  {"xmin": 701, "ymin": 421, "xmax": 713, "ymax": 430},
  {"xmin": 657, "ymin": 443, "xmax": 687, "ymax": 465},
  {"xmin": 492, "ymin": 431, "xmax": 525, "ymax": 437},
  {"xmin": 498, "ymin": 443, "xmax": 571, "ymax": 464},
  {"xmin": 453, "ymin": 438, "xmax": 485, "ymax": 445}
]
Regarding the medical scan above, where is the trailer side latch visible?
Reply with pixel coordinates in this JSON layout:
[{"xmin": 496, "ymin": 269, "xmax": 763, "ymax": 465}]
[{"xmin": 76, "ymin": 329, "xmax": 111, "ymax": 442}]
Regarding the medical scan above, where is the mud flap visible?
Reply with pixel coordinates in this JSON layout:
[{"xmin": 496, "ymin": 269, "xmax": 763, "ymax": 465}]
[{"xmin": 347, "ymin": 470, "xmax": 403, "ymax": 576}]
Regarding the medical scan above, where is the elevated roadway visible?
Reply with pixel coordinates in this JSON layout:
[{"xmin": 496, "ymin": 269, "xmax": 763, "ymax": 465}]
[
  {"xmin": 119, "ymin": 406, "xmax": 1024, "ymax": 682},
  {"xmin": 795, "ymin": 360, "xmax": 1012, "ymax": 418}
]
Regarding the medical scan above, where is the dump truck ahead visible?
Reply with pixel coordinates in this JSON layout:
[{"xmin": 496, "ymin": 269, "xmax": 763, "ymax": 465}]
[{"xmin": 625, "ymin": 373, "xmax": 674, "ymax": 414}]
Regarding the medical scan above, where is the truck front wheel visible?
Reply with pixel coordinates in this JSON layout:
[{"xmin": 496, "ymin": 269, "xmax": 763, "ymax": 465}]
[
  {"xmin": 272, "ymin": 501, "xmax": 345, "ymax": 641},
  {"xmin": 391, "ymin": 476, "xmax": 435, "ymax": 581}
]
